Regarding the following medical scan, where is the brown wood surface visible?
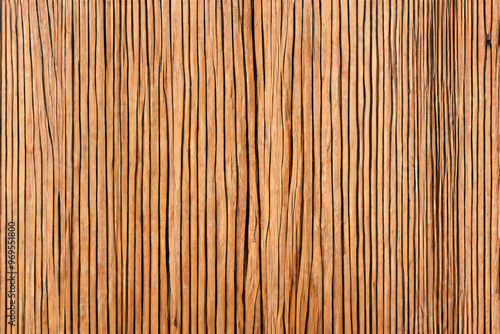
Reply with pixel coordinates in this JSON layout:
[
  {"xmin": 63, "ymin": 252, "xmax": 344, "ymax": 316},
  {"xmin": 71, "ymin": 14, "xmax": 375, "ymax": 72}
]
[{"xmin": 0, "ymin": 0, "xmax": 499, "ymax": 332}]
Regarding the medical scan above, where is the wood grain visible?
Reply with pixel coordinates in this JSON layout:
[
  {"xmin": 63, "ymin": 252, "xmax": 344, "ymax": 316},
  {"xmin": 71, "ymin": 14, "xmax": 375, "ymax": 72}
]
[{"xmin": 0, "ymin": 0, "xmax": 499, "ymax": 332}]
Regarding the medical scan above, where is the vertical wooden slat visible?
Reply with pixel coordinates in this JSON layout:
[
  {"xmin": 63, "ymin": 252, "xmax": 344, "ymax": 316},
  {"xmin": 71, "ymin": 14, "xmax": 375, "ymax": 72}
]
[
  {"xmin": 321, "ymin": 0, "xmax": 334, "ymax": 332},
  {"xmin": 196, "ymin": 2, "xmax": 207, "ymax": 333},
  {"xmin": 188, "ymin": 2, "xmax": 199, "ymax": 333},
  {"xmin": 204, "ymin": 1, "xmax": 216, "ymax": 332},
  {"xmin": 0, "ymin": 3, "xmax": 7, "ymax": 333},
  {"xmin": 491, "ymin": 1, "xmax": 500, "ymax": 331},
  {"xmin": 222, "ymin": 0, "xmax": 236, "ymax": 332},
  {"xmin": 160, "ymin": 0, "xmax": 171, "ymax": 332},
  {"xmin": 96, "ymin": 0, "xmax": 107, "ymax": 332},
  {"xmin": 104, "ymin": 0, "xmax": 117, "ymax": 332}
]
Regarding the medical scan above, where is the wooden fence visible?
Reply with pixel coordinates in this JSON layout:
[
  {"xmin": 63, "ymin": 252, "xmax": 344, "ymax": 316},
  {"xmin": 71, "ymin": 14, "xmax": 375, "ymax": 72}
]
[{"xmin": 0, "ymin": 0, "xmax": 499, "ymax": 332}]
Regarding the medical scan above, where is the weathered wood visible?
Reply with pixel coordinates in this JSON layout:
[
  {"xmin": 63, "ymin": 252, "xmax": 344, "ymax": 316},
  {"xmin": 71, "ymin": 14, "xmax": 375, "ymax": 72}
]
[{"xmin": 0, "ymin": 0, "xmax": 499, "ymax": 332}]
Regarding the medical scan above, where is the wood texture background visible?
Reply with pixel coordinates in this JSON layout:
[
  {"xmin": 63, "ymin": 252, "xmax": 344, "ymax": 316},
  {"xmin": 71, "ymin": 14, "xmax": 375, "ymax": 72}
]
[{"xmin": 0, "ymin": 0, "xmax": 499, "ymax": 332}]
